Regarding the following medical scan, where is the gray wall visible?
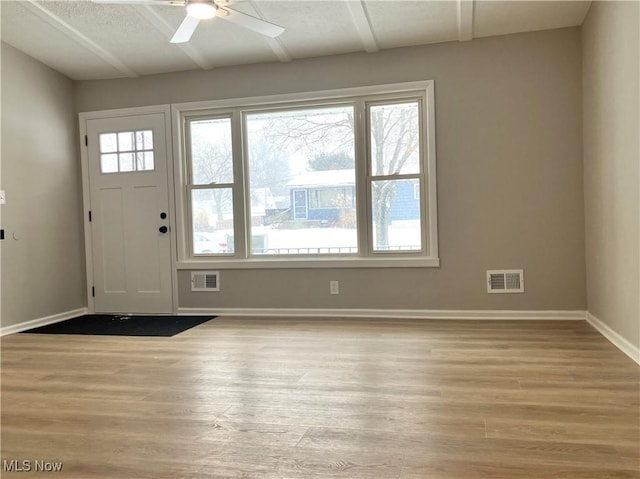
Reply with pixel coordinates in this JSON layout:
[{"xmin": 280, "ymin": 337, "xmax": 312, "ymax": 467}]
[
  {"xmin": 582, "ymin": 2, "xmax": 640, "ymax": 347},
  {"xmin": 75, "ymin": 28, "xmax": 587, "ymax": 312},
  {"xmin": 1, "ymin": 43, "xmax": 86, "ymax": 327}
]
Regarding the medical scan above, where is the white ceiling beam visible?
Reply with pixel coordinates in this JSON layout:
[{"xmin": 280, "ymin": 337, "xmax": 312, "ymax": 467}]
[
  {"xmin": 263, "ymin": 36, "xmax": 293, "ymax": 63},
  {"xmin": 346, "ymin": 0, "xmax": 379, "ymax": 53},
  {"xmin": 457, "ymin": 0, "xmax": 474, "ymax": 42},
  {"xmin": 137, "ymin": 6, "xmax": 215, "ymax": 70},
  {"xmin": 247, "ymin": 1, "xmax": 292, "ymax": 63},
  {"xmin": 21, "ymin": 0, "xmax": 138, "ymax": 78}
]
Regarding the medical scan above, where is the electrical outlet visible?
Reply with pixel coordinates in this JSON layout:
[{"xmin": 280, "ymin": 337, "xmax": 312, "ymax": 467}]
[{"xmin": 330, "ymin": 280, "xmax": 339, "ymax": 295}]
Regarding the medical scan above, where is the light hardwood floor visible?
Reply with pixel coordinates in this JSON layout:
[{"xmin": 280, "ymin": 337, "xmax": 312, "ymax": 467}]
[{"xmin": 1, "ymin": 318, "xmax": 639, "ymax": 478}]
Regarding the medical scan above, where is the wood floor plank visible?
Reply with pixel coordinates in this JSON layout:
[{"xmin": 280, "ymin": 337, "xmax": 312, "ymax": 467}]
[
  {"xmin": 2, "ymin": 318, "xmax": 638, "ymax": 478},
  {"xmin": 399, "ymin": 461, "xmax": 639, "ymax": 479}
]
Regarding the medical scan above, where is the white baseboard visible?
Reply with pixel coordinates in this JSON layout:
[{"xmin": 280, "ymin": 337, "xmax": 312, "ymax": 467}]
[
  {"xmin": 586, "ymin": 312, "xmax": 640, "ymax": 365},
  {"xmin": 178, "ymin": 308, "xmax": 586, "ymax": 321},
  {"xmin": 1, "ymin": 308, "xmax": 89, "ymax": 336}
]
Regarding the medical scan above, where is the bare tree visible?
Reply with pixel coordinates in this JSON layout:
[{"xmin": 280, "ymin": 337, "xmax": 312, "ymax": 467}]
[
  {"xmin": 257, "ymin": 108, "xmax": 354, "ymax": 161},
  {"xmin": 248, "ymin": 137, "xmax": 291, "ymax": 188}
]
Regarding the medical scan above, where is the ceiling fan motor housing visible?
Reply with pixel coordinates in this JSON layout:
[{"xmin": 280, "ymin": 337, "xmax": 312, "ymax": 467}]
[{"xmin": 186, "ymin": 0, "xmax": 218, "ymax": 20}]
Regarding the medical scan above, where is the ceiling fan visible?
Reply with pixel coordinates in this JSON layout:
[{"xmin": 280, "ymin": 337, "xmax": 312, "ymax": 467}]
[{"xmin": 92, "ymin": 0, "xmax": 285, "ymax": 43}]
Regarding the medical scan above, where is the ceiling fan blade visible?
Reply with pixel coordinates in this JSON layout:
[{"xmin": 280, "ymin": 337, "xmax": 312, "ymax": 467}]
[
  {"xmin": 219, "ymin": 7, "xmax": 284, "ymax": 38},
  {"xmin": 171, "ymin": 14, "xmax": 200, "ymax": 43},
  {"xmin": 91, "ymin": 0, "xmax": 184, "ymax": 5}
]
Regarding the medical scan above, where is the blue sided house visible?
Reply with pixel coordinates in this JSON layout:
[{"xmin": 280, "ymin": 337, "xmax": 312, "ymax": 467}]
[{"xmin": 286, "ymin": 169, "xmax": 420, "ymax": 224}]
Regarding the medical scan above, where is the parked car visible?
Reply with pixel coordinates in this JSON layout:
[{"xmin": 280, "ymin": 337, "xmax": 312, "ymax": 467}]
[{"xmin": 193, "ymin": 232, "xmax": 229, "ymax": 254}]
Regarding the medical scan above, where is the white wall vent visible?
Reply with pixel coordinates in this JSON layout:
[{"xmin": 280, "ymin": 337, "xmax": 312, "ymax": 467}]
[
  {"xmin": 191, "ymin": 271, "xmax": 220, "ymax": 292},
  {"xmin": 487, "ymin": 269, "xmax": 524, "ymax": 293}
]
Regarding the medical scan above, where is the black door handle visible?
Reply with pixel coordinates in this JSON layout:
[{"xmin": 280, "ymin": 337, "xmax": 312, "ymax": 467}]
[
  {"xmin": 159, "ymin": 226, "xmax": 168, "ymax": 234},
  {"xmin": 160, "ymin": 212, "xmax": 167, "ymax": 219}
]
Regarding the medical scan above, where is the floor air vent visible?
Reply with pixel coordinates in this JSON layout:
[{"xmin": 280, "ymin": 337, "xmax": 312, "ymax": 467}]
[
  {"xmin": 191, "ymin": 271, "xmax": 220, "ymax": 292},
  {"xmin": 487, "ymin": 269, "xmax": 524, "ymax": 293}
]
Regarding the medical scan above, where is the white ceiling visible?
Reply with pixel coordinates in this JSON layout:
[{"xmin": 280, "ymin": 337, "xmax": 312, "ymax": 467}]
[{"xmin": 0, "ymin": 0, "xmax": 591, "ymax": 81}]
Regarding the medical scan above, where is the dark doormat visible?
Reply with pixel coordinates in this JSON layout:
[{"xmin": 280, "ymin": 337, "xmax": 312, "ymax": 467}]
[{"xmin": 21, "ymin": 315, "xmax": 215, "ymax": 337}]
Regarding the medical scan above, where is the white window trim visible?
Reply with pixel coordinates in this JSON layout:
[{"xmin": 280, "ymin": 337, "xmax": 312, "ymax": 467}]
[
  {"xmin": 364, "ymin": 97, "xmax": 426, "ymax": 256},
  {"xmin": 184, "ymin": 113, "xmax": 236, "ymax": 257},
  {"xmin": 172, "ymin": 81, "xmax": 439, "ymax": 269}
]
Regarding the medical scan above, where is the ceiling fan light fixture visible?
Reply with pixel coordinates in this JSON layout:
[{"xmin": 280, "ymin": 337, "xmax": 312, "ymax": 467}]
[{"xmin": 186, "ymin": 1, "xmax": 217, "ymax": 20}]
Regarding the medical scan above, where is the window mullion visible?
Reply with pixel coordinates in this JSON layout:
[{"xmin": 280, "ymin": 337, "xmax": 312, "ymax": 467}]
[
  {"xmin": 232, "ymin": 109, "xmax": 247, "ymax": 259},
  {"xmin": 355, "ymin": 98, "xmax": 369, "ymax": 257},
  {"xmin": 182, "ymin": 118, "xmax": 194, "ymax": 259},
  {"xmin": 418, "ymin": 97, "xmax": 428, "ymax": 256},
  {"xmin": 185, "ymin": 184, "xmax": 195, "ymax": 257}
]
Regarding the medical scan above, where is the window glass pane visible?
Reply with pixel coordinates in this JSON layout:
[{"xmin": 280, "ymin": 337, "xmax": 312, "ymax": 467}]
[
  {"xmin": 190, "ymin": 118, "xmax": 233, "ymax": 185},
  {"xmin": 118, "ymin": 132, "xmax": 134, "ymax": 151},
  {"xmin": 371, "ymin": 179, "xmax": 422, "ymax": 252},
  {"xmin": 191, "ymin": 189, "xmax": 234, "ymax": 255},
  {"xmin": 370, "ymin": 102, "xmax": 420, "ymax": 176},
  {"xmin": 137, "ymin": 152, "xmax": 154, "ymax": 171},
  {"xmin": 246, "ymin": 106, "xmax": 357, "ymax": 255},
  {"xmin": 119, "ymin": 153, "xmax": 134, "ymax": 172},
  {"xmin": 101, "ymin": 154, "xmax": 118, "ymax": 173},
  {"xmin": 136, "ymin": 130, "xmax": 153, "ymax": 151},
  {"xmin": 100, "ymin": 130, "xmax": 155, "ymax": 173},
  {"xmin": 99, "ymin": 133, "xmax": 117, "ymax": 153}
]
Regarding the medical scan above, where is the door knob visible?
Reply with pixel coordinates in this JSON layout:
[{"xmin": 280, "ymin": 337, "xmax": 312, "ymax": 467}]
[
  {"xmin": 159, "ymin": 226, "xmax": 168, "ymax": 234},
  {"xmin": 160, "ymin": 212, "xmax": 167, "ymax": 219}
]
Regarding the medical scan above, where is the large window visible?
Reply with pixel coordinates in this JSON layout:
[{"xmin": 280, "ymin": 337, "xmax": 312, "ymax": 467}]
[
  {"xmin": 179, "ymin": 82, "xmax": 438, "ymax": 266},
  {"xmin": 246, "ymin": 105, "xmax": 357, "ymax": 255}
]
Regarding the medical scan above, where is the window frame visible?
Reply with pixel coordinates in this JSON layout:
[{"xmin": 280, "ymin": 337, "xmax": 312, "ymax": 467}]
[
  {"xmin": 172, "ymin": 81, "xmax": 439, "ymax": 269},
  {"xmin": 184, "ymin": 112, "xmax": 238, "ymax": 258},
  {"xmin": 364, "ymin": 97, "xmax": 426, "ymax": 256},
  {"xmin": 242, "ymin": 101, "xmax": 359, "ymax": 258}
]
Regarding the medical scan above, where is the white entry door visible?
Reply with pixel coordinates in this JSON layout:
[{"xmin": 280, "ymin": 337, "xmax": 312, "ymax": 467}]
[{"xmin": 86, "ymin": 113, "xmax": 173, "ymax": 313}]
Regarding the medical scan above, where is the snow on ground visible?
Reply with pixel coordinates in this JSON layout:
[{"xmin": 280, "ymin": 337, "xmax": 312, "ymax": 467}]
[
  {"xmin": 254, "ymin": 221, "xmax": 420, "ymax": 253},
  {"xmin": 198, "ymin": 221, "xmax": 421, "ymax": 254}
]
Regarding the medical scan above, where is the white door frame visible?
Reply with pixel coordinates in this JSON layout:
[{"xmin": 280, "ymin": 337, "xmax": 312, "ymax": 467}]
[
  {"xmin": 79, "ymin": 105, "xmax": 178, "ymax": 314},
  {"xmin": 293, "ymin": 189, "xmax": 308, "ymax": 220}
]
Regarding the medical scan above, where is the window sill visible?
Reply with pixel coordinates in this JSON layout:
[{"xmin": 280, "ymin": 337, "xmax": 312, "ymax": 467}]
[{"xmin": 177, "ymin": 256, "xmax": 440, "ymax": 270}]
